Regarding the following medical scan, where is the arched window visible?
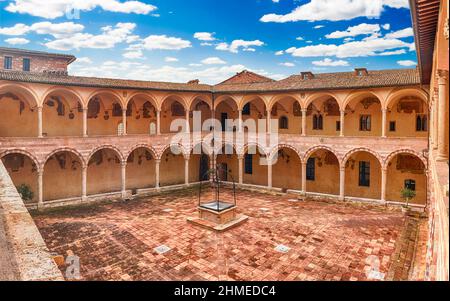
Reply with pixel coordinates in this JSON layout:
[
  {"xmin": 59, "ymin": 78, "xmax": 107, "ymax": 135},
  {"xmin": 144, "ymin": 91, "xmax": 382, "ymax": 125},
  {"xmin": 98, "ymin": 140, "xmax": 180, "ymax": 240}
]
[
  {"xmin": 242, "ymin": 103, "xmax": 251, "ymax": 115},
  {"xmin": 279, "ymin": 116, "xmax": 288, "ymax": 129},
  {"xmin": 313, "ymin": 114, "xmax": 323, "ymax": 130},
  {"xmin": 117, "ymin": 123, "xmax": 124, "ymax": 135},
  {"xmin": 359, "ymin": 115, "xmax": 372, "ymax": 131},
  {"xmin": 171, "ymin": 102, "xmax": 185, "ymax": 117},
  {"xmin": 416, "ymin": 114, "xmax": 427, "ymax": 132},
  {"xmin": 112, "ymin": 103, "xmax": 122, "ymax": 117},
  {"xmin": 149, "ymin": 122, "xmax": 156, "ymax": 135}
]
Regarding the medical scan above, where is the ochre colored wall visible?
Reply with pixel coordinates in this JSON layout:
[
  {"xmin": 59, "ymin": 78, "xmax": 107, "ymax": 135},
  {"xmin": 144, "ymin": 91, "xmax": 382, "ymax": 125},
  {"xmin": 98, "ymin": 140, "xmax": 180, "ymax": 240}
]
[
  {"xmin": 159, "ymin": 152, "xmax": 185, "ymax": 186},
  {"xmin": 0, "ymin": 97, "xmax": 37, "ymax": 137},
  {"xmin": 87, "ymin": 150, "xmax": 122, "ymax": 195},
  {"xmin": 243, "ymin": 152, "xmax": 268, "ymax": 186},
  {"xmin": 272, "ymin": 148, "xmax": 302, "ymax": 190},
  {"xmin": 386, "ymin": 157, "xmax": 427, "ymax": 205},
  {"xmin": 43, "ymin": 153, "xmax": 82, "ymax": 201},
  {"xmin": 345, "ymin": 152, "xmax": 381, "ymax": 199},
  {"xmin": 306, "ymin": 150, "xmax": 340, "ymax": 195},
  {"xmin": 126, "ymin": 149, "xmax": 156, "ymax": 190},
  {"xmin": 344, "ymin": 101, "xmax": 382, "ymax": 137},
  {"xmin": 216, "ymin": 153, "xmax": 239, "ymax": 182},
  {"xmin": 189, "ymin": 154, "xmax": 201, "ymax": 183},
  {"xmin": 1, "ymin": 155, "xmax": 38, "ymax": 203},
  {"xmin": 42, "ymin": 105, "xmax": 83, "ymax": 137},
  {"xmin": 386, "ymin": 100, "xmax": 428, "ymax": 138}
]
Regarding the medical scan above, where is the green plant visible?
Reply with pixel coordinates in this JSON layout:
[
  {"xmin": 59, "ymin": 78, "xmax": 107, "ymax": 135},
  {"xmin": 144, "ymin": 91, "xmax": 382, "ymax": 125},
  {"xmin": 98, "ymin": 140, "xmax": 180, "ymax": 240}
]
[
  {"xmin": 401, "ymin": 188, "xmax": 416, "ymax": 208},
  {"xmin": 17, "ymin": 184, "xmax": 34, "ymax": 202}
]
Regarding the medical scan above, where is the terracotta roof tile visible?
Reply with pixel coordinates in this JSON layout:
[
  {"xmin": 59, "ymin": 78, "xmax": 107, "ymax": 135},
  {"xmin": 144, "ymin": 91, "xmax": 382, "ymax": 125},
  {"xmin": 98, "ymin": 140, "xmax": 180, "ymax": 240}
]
[
  {"xmin": 0, "ymin": 68, "xmax": 420, "ymax": 94},
  {"xmin": 217, "ymin": 70, "xmax": 275, "ymax": 85}
]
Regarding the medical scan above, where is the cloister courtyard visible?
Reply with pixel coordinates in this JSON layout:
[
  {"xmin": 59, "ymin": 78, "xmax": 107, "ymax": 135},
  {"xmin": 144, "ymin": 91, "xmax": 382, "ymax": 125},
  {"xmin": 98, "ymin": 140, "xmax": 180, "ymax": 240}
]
[{"xmin": 32, "ymin": 188, "xmax": 426, "ymax": 281}]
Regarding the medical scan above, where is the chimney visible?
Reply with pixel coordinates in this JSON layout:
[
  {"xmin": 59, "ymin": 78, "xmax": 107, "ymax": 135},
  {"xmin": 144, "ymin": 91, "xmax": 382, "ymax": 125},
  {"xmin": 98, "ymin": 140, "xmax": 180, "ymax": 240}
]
[
  {"xmin": 301, "ymin": 71, "xmax": 314, "ymax": 80},
  {"xmin": 187, "ymin": 79, "xmax": 200, "ymax": 85},
  {"xmin": 354, "ymin": 68, "xmax": 368, "ymax": 76}
]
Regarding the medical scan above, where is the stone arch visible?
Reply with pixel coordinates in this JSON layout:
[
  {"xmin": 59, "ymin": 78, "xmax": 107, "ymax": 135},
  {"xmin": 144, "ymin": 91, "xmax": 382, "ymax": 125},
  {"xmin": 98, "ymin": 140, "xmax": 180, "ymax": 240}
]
[
  {"xmin": 342, "ymin": 90, "xmax": 383, "ymax": 110},
  {"xmin": 43, "ymin": 148, "xmax": 86, "ymax": 169},
  {"xmin": 384, "ymin": 149, "xmax": 428, "ymax": 170},
  {"xmin": 124, "ymin": 91, "xmax": 158, "ymax": 109},
  {"xmin": 268, "ymin": 94, "xmax": 302, "ymax": 111},
  {"xmin": 87, "ymin": 89, "xmax": 124, "ymax": 108},
  {"xmin": 239, "ymin": 95, "xmax": 267, "ymax": 111},
  {"xmin": 188, "ymin": 94, "xmax": 213, "ymax": 111},
  {"xmin": 125, "ymin": 144, "xmax": 158, "ymax": 161},
  {"xmin": 305, "ymin": 92, "xmax": 342, "ymax": 111},
  {"xmin": 304, "ymin": 145, "xmax": 341, "ymax": 166},
  {"xmin": 0, "ymin": 149, "xmax": 40, "ymax": 171},
  {"xmin": 158, "ymin": 143, "xmax": 189, "ymax": 161},
  {"xmin": 160, "ymin": 94, "xmax": 188, "ymax": 111},
  {"xmin": 268, "ymin": 144, "xmax": 302, "ymax": 162},
  {"xmin": 42, "ymin": 86, "xmax": 85, "ymax": 108},
  {"xmin": 0, "ymin": 83, "xmax": 39, "ymax": 108},
  {"xmin": 87, "ymin": 145, "xmax": 125, "ymax": 164},
  {"xmin": 214, "ymin": 95, "xmax": 240, "ymax": 111},
  {"xmin": 240, "ymin": 142, "xmax": 269, "ymax": 157},
  {"xmin": 342, "ymin": 147, "xmax": 382, "ymax": 167},
  {"xmin": 385, "ymin": 88, "xmax": 429, "ymax": 111}
]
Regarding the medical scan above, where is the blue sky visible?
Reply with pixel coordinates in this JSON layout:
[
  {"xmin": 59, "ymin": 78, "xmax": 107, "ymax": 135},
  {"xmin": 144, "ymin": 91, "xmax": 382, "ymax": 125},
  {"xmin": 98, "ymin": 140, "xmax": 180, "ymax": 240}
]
[{"xmin": 0, "ymin": 0, "xmax": 417, "ymax": 84}]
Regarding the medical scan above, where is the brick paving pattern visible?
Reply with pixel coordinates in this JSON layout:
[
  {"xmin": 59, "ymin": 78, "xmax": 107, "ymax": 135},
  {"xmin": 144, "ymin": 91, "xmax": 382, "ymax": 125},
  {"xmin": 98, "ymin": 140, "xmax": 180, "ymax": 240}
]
[{"xmin": 33, "ymin": 189, "xmax": 418, "ymax": 281}]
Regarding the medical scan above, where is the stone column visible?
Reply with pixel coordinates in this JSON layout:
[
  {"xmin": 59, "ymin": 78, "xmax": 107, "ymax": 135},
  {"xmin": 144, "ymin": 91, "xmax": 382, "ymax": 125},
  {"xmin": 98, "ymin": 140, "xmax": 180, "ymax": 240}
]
[
  {"xmin": 381, "ymin": 108, "xmax": 387, "ymax": 138},
  {"xmin": 339, "ymin": 166, "xmax": 345, "ymax": 201},
  {"xmin": 37, "ymin": 106, "xmax": 43, "ymax": 138},
  {"xmin": 81, "ymin": 165, "xmax": 87, "ymax": 202},
  {"xmin": 238, "ymin": 156, "xmax": 244, "ymax": 185},
  {"xmin": 266, "ymin": 110, "xmax": 271, "ymax": 134},
  {"xmin": 381, "ymin": 167, "xmax": 387, "ymax": 203},
  {"xmin": 267, "ymin": 159, "xmax": 273, "ymax": 189},
  {"xmin": 155, "ymin": 159, "xmax": 161, "ymax": 189},
  {"xmin": 37, "ymin": 169, "xmax": 44, "ymax": 210},
  {"xmin": 121, "ymin": 162, "xmax": 127, "ymax": 198},
  {"xmin": 301, "ymin": 161, "xmax": 307, "ymax": 195},
  {"xmin": 82, "ymin": 108, "xmax": 88, "ymax": 137},
  {"xmin": 238, "ymin": 110, "xmax": 243, "ymax": 133},
  {"xmin": 301, "ymin": 109, "xmax": 307, "ymax": 136},
  {"xmin": 122, "ymin": 110, "xmax": 127, "ymax": 136},
  {"xmin": 156, "ymin": 110, "xmax": 161, "ymax": 135},
  {"xmin": 437, "ymin": 70, "xmax": 448, "ymax": 161},
  {"xmin": 433, "ymin": 94, "xmax": 439, "ymax": 150},
  {"xmin": 185, "ymin": 110, "xmax": 190, "ymax": 133},
  {"xmin": 340, "ymin": 110, "xmax": 345, "ymax": 137},
  {"xmin": 184, "ymin": 157, "xmax": 189, "ymax": 186}
]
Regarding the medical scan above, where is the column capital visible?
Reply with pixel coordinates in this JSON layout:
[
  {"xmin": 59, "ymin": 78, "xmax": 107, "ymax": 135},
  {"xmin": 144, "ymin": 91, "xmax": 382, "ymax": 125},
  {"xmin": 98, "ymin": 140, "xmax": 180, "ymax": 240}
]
[
  {"xmin": 437, "ymin": 69, "xmax": 449, "ymax": 81},
  {"xmin": 155, "ymin": 158, "xmax": 161, "ymax": 164},
  {"xmin": 121, "ymin": 161, "xmax": 127, "ymax": 168},
  {"xmin": 301, "ymin": 108, "xmax": 308, "ymax": 113}
]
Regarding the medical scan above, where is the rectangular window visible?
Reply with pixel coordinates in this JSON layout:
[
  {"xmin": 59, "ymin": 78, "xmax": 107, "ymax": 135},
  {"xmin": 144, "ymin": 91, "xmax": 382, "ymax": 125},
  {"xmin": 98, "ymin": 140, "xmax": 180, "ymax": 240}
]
[
  {"xmin": 306, "ymin": 158, "xmax": 316, "ymax": 181},
  {"xmin": 23, "ymin": 58, "xmax": 30, "ymax": 72},
  {"xmin": 336, "ymin": 121, "xmax": 341, "ymax": 131},
  {"xmin": 405, "ymin": 180, "xmax": 416, "ymax": 191},
  {"xmin": 4, "ymin": 56, "xmax": 12, "ymax": 69},
  {"xmin": 389, "ymin": 121, "xmax": 396, "ymax": 132},
  {"xmin": 244, "ymin": 154, "xmax": 253, "ymax": 174},
  {"xmin": 359, "ymin": 161, "xmax": 371, "ymax": 187},
  {"xmin": 360, "ymin": 115, "xmax": 372, "ymax": 131}
]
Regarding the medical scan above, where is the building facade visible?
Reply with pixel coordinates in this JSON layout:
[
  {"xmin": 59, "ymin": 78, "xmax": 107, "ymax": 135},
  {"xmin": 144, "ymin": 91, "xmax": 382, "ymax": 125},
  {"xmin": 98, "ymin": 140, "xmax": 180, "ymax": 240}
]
[{"xmin": 0, "ymin": 0, "xmax": 447, "ymax": 281}]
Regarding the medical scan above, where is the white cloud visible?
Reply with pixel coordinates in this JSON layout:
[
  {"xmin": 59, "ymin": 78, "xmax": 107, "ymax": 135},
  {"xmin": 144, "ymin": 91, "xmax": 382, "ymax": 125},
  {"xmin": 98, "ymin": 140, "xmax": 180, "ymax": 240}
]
[
  {"xmin": 275, "ymin": 50, "xmax": 284, "ymax": 56},
  {"xmin": 326, "ymin": 23, "xmax": 381, "ymax": 39},
  {"xmin": 285, "ymin": 37, "xmax": 410, "ymax": 58},
  {"xmin": 123, "ymin": 50, "xmax": 144, "ymax": 59},
  {"xmin": 385, "ymin": 27, "xmax": 413, "ymax": 39},
  {"xmin": 397, "ymin": 60, "xmax": 416, "ymax": 66},
  {"xmin": 45, "ymin": 22, "xmax": 136, "ymax": 51},
  {"xmin": 0, "ymin": 22, "xmax": 84, "ymax": 38},
  {"xmin": 279, "ymin": 62, "xmax": 295, "ymax": 67},
  {"xmin": 201, "ymin": 57, "xmax": 226, "ymax": 65},
  {"xmin": 4, "ymin": 37, "xmax": 29, "ymax": 45},
  {"xmin": 216, "ymin": 39, "xmax": 264, "ymax": 53},
  {"xmin": 378, "ymin": 49, "xmax": 406, "ymax": 55},
  {"xmin": 193, "ymin": 32, "xmax": 216, "ymax": 41},
  {"xmin": 296, "ymin": 36, "xmax": 304, "ymax": 41},
  {"xmin": 314, "ymin": 25, "xmax": 324, "ymax": 29},
  {"xmin": 382, "ymin": 23, "xmax": 391, "ymax": 30},
  {"xmin": 5, "ymin": 0, "xmax": 157, "ymax": 19},
  {"xmin": 165, "ymin": 56, "xmax": 179, "ymax": 62},
  {"xmin": 260, "ymin": 0, "xmax": 409, "ymax": 23},
  {"xmin": 312, "ymin": 58, "xmax": 349, "ymax": 66},
  {"xmin": 75, "ymin": 57, "xmax": 92, "ymax": 64},
  {"xmin": 142, "ymin": 35, "xmax": 192, "ymax": 50}
]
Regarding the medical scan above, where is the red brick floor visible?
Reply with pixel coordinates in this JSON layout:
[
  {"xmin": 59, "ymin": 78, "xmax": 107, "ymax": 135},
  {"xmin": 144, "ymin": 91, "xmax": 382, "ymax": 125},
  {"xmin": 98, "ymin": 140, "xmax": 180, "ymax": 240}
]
[{"xmin": 33, "ymin": 189, "xmax": 410, "ymax": 281}]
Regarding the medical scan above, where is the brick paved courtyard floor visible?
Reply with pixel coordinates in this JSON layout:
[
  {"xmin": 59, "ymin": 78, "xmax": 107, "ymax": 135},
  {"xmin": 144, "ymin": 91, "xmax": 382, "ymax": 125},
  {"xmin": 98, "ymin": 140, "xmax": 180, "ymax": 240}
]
[{"xmin": 33, "ymin": 189, "xmax": 419, "ymax": 281}]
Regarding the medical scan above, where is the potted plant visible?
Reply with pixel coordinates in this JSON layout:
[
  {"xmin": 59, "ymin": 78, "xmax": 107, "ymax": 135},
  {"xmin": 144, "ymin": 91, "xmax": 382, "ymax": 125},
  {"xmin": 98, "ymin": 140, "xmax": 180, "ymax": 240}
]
[
  {"xmin": 16, "ymin": 184, "xmax": 34, "ymax": 202},
  {"xmin": 401, "ymin": 188, "xmax": 416, "ymax": 213}
]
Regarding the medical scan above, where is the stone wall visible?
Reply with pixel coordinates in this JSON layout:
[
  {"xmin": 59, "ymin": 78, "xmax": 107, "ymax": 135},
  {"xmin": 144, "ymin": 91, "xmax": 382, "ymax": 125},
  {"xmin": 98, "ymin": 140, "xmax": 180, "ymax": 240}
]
[{"xmin": 0, "ymin": 161, "xmax": 63, "ymax": 281}]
